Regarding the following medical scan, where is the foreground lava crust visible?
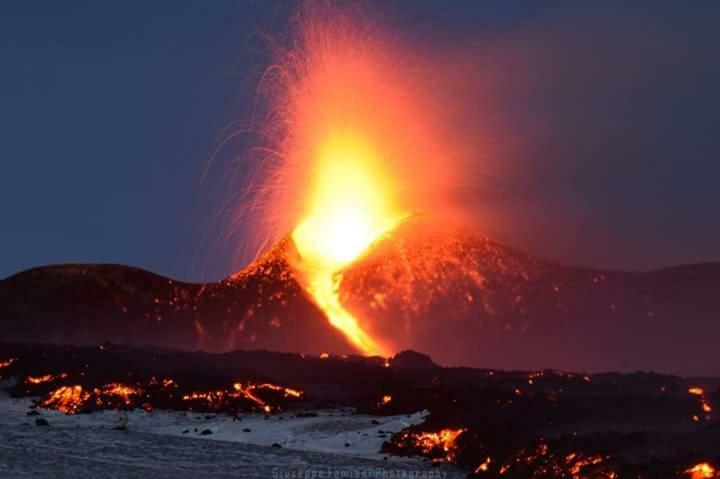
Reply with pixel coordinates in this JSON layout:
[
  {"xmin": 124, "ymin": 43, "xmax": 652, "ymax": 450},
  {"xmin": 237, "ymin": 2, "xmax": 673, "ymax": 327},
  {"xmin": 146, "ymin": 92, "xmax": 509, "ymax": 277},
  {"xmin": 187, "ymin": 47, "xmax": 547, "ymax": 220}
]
[{"xmin": 1, "ymin": 343, "xmax": 719, "ymax": 478}]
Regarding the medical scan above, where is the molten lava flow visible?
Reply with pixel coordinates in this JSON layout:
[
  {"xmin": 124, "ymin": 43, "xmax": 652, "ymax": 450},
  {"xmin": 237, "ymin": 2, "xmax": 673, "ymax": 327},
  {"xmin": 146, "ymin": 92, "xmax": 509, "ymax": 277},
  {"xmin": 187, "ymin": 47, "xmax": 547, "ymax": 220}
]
[
  {"xmin": 689, "ymin": 386, "xmax": 713, "ymax": 420},
  {"xmin": 96, "ymin": 383, "xmax": 142, "ymax": 407},
  {"xmin": 183, "ymin": 382, "xmax": 304, "ymax": 413},
  {"xmin": 42, "ymin": 385, "xmax": 90, "ymax": 415},
  {"xmin": 26, "ymin": 373, "xmax": 67, "ymax": 384},
  {"xmin": 0, "ymin": 358, "xmax": 16, "ymax": 368},
  {"xmin": 247, "ymin": 4, "xmax": 454, "ymax": 357},
  {"xmin": 400, "ymin": 428, "xmax": 467, "ymax": 462},
  {"xmin": 685, "ymin": 463, "xmax": 718, "ymax": 479},
  {"xmin": 292, "ymin": 136, "xmax": 401, "ymax": 268},
  {"xmin": 291, "ymin": 134, "xmax": 404, "ymax": 356}
]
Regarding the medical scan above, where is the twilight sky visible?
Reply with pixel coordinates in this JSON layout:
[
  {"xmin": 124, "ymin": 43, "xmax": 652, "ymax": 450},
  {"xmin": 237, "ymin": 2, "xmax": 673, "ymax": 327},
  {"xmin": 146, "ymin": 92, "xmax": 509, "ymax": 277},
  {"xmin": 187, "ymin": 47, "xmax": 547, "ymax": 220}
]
[{"xmin": 1, "ymin": 1, "xmax": 719, "ymax": 281}]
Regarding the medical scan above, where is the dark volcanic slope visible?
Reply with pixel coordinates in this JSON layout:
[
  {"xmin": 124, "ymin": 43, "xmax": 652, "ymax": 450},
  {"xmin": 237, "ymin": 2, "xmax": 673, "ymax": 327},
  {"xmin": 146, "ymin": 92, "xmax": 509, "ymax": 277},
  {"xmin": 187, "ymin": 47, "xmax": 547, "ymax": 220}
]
[
  {"xmin": 1, "ymin": 343, "xmax": 718, "ymax": 478},
  {"xmin": 0, "ymin": 238, "xmax": 354, "ymax": 356},
  {"xmin": 340, "ymin": 220, "xmax": 720, "ymax": 375},
  {"xmin": 2, "ymin": 218, "xmax": 719, "ymax": 375}
]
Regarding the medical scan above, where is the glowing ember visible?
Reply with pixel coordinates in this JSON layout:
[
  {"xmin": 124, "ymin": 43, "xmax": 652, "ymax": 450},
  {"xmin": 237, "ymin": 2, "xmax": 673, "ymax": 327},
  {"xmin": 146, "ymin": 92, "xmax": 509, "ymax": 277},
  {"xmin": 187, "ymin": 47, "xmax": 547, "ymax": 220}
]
[
  {"xmin": 377, "ymin": 394, "xmax": 392, "ymax": 410},
  {"xmin": 474, "ymin": 457, "xmax": 492, "ymax": 473},
  {"xmin": 149, "ymin": 376, "xmax": 176, "ymax": 389},
  {"xmin": 688, "ymin": 386, "xmax": 713, "ymax": 419},
  {"xmin": 402, "ymin": 428, "xmax": 466, "ymax": 462},
  {"xmin": 495, "ymin": 442, "xmax": 618, "ymax": 479},
  {"xmin": 41, "ymin": 385, "xmax": 90, "ymax": 415},
  {"xmin": 0, "ymin": 358, "xmax": 17, "ymax": 368},
  {"xmin": 291, "ymin": 134, "xmax": 404, "ymax": 356},
  {"xmin": 34, "ymin": 374, "xmax": 302, "ymax": 415},
  {"xmin": 26, "ymin": 373, "xmax": 67, "ymax": 384},
  {"xmin": 183, "ymin": 382, "xmax": 304, "ymax": 413},
  {"xmin": 566, "ymin": 453, "xmax": 607, "ymax": 474},
  {"xmin": 251, "ymin": 383, "xmax": 303, "ymax": 399},
  {"xmin": 685, "ymin": 463, "xmax": 718, "ymax": 479},
  {"xmin": 232, "ymin": 382, "xmax": 265, "ymax": 407},
  {"xmin": 182, "ymin": 390, "xmax": 229, "ymax": 409},
  {"xmin": 319, "ymin": 352, "xmax": 329, "ymax": 359},
  {"xmin": 95, "ymin": 383, "xmax": 142, "ymax": 406}
]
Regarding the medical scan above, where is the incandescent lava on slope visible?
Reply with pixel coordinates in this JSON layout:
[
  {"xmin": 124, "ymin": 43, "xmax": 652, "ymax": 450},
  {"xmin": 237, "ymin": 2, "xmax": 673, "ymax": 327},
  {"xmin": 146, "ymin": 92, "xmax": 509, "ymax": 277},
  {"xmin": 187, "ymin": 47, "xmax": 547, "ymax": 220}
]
[
  {"xmin": 338, "ymin": 217, "xmax": 720, "ymax": 374},
  {"xmin": 2, "ymin": 218, "xmax": 720, "ymax": 373},
  {"xmin": 0, "ymin": 237, "xmax": 354, "ymax": 356}
]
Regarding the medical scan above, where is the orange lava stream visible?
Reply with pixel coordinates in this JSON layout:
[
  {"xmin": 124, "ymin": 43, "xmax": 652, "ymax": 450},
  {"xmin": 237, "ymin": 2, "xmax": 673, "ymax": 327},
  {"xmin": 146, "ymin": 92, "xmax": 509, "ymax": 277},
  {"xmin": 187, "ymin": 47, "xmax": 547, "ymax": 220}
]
[
  {"xmin": 685, "ymin": 463, "xmax": 717, "ymax": 479},
  {"xmin": 291, "ymin": 134, "xmax": 403, "ymax": 356},
  {"xmin": 301, "ymin": 271, "xmax": 383, "ymax": 355},
  {"xmin": 258, "ymin": 5, "xmax": 446, "ymax": 356}
]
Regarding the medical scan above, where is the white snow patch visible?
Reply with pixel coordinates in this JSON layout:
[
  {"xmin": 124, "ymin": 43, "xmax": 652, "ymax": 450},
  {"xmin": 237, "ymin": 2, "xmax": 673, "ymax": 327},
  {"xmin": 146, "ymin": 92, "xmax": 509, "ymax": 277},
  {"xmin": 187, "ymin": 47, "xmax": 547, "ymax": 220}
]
[{"xmin": 0, "ymin": 388, "xmax": 427, "ymax": 461}]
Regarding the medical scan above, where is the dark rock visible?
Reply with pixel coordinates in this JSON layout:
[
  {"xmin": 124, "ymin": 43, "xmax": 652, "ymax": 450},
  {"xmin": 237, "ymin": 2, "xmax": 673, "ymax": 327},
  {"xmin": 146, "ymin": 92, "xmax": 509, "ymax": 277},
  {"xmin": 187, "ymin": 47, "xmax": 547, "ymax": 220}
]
[
  {"xmin": 182, "ymin": 429, "xmax": 189, "ymax": 434},
  {"xmin": 271, "ymin": 443, "xmax": 282, "ymax": 448},
  {"xmin": 296, "ymin": 412, "xmax": 319, "ymax": 418},
  {"xmin": 243, "ymin": 428, "xmax": 251, "ymax": 432},
  {"xmin": 200, "ymin": 429, "xmax": 213, "ymax": 435},
  {"xmin": 390, "ymin": 350, "xmax": 440, "ymax": 370},
  {"xmin": 26, "ymin": 410, "xmax": 39, "ymax": 416},
  {"xmin": 35, "ymin": 418, "xmax": 49, "ymax": 426},
  {"xmin": 344, "ymin": 443, "xmax": 350, "ymax": 447}
]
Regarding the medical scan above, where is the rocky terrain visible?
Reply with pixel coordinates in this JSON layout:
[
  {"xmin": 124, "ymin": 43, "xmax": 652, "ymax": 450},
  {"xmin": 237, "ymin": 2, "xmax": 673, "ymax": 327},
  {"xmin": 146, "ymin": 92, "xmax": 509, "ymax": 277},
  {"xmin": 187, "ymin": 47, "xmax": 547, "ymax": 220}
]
[
  {"xmin": 0, "ymin": 343, "xmax": 717, "ymax": 478},
  {"xmin": 1, "ymin": 218, "xmax": 718, "ymax": 375}
]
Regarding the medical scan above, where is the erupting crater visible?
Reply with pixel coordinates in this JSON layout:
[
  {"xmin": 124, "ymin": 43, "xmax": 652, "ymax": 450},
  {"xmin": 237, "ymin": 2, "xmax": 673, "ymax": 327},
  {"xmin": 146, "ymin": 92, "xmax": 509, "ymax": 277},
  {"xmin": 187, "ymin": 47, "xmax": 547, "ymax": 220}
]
[{"xmin": 289, "ymin": 133, "xmax": 406, "ymax": 357}]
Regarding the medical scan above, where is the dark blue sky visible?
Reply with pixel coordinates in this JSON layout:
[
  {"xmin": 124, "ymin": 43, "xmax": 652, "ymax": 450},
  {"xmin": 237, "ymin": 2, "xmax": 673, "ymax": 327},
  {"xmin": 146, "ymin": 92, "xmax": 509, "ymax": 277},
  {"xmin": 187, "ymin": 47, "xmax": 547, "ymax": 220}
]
[{"xmin": 1, "ymin": 1, "xmax": 719, "ymax": 281}]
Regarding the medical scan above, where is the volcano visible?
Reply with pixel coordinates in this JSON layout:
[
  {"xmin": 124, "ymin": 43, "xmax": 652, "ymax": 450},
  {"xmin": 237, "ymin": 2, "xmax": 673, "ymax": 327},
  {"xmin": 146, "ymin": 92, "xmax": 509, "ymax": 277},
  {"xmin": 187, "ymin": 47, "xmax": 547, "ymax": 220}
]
[
  {"xmin": 0, "ymin": 237, "xmax": 354, "ymax": 356},
  {"xmin": 2, "ymin": 218, "xmax": 718, "ymax": 375}
]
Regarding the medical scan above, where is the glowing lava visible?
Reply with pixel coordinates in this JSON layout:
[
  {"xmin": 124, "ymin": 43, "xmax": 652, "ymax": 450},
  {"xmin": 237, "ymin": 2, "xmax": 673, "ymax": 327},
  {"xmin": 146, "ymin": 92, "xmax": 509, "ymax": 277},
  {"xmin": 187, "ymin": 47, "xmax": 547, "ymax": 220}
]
[
  {"xmin": 292, "ymin": 135, "xmax": 401, "ymax": 268},
  {"xmin": 246, "ymin": 4, "xmax": 452, "ymax": 356},
  {"xmin": 292, "ymin": 134, "xmax": 404, "ymax": 355},
  {"xmin": 685, "ymin": 463, "xmax": 718, "ymax": 479}
]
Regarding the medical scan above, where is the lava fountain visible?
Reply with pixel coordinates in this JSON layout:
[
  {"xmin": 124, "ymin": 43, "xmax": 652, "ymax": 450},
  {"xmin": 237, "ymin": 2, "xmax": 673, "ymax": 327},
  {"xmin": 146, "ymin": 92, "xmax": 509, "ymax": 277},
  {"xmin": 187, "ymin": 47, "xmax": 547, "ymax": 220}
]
[
  {"xmin": 291, "ymin": 133, "xmax": 405, "ymax": 355},
  {"xmin": 246, "ymin": 4, "xmax": 454, "ymax": 356}
]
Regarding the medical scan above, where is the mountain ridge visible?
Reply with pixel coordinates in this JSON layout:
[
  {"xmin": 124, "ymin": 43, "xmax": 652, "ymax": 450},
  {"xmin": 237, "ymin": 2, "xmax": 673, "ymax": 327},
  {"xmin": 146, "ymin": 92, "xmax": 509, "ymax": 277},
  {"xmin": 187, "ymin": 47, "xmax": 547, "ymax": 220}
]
[{"xmin": 2, "ymin": 220, "xmax": 718, "ymax": 375}]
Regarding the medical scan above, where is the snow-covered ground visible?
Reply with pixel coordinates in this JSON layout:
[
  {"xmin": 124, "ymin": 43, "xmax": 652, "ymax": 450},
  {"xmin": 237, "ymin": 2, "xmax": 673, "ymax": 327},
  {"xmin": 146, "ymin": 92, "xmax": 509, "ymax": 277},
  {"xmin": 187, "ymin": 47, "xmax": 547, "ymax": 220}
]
[{"xmin": 0, "ymin": 387, "xmax": 464, "ymax": 478}]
